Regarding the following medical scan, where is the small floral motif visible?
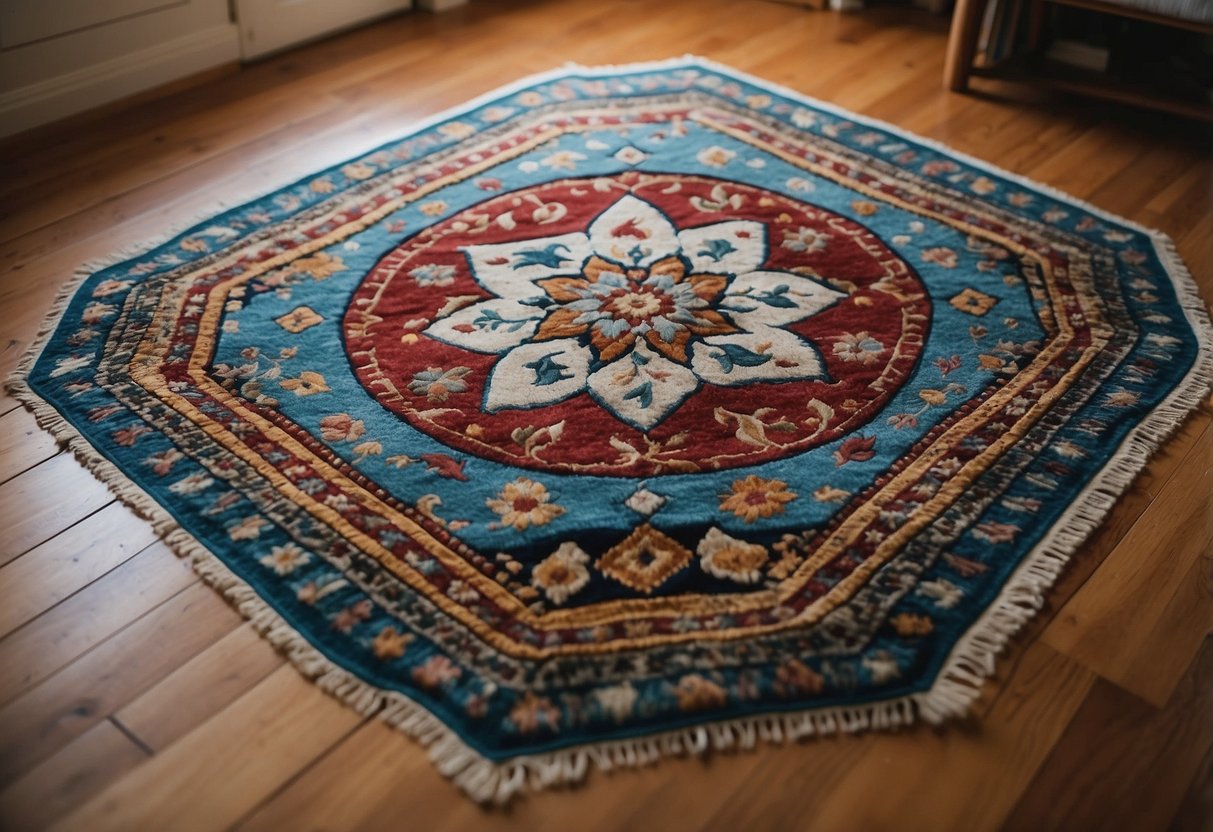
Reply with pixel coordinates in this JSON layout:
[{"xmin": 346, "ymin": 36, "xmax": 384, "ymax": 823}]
[
  {"xmin": 774, "ymin": 658, "xmax": 824, "ymax": 696},
  {"xmin": 371, "ymin": 626, "xmax": 412, "ymax": 661},
  {"xmin": 290, "ymin": 252, "xmax": 346, "ymax": 280},
  {"xmin": 921, "ymin": 247, "xmax": 958, "ymax": 269},
  {"xmin": 82, "ymin": 302, "xmax": 117, "ymax": 324},
  {"xmin": 408, "ymin": 366, "xmax": 471, "ymax": 402},
  {"xmin": 487, "ymin": 477, "xmax": 565, "ymax": 531},
  {"xmin": 531, "ymin": 542, "xmax": 591, "ymax": 604},
  {"xmin": 332, "ymin": 599, "xmax": 374, "ymax": 633},
  {"xmin": 342, "ymin": 162, "xmax": 376, "ymax": 180},
  {"xmin": 1105, "ymin": 389, "xmax": 1140, "ymax": 407},
  {"xmin": 863, "ymin": 651, "xmax": 901, "ymax": 684},
  {"xmin": 813, "ymin": 485, "xmax": 850, "ymax": 503},
  {"xmin": 673, "ymin": 674, "xmax": 728, "ymax": 712},
  {"xmin": 917, "ymin": 578, "xmax": 965, "ymax": 608},
  {"xmin": 719, "ymin": 475, "xmax": 797, "ymax": 523},
  {"xmin": 438, "ymin": 121, "xmax": 476, "ymax": 140},
  {"xmin": 280, "ymin": 371, "xmax": 330, "ymax": 396},
  {"xmin": 508, "ymin": 691, "xmax": 561, "ymax": 734},
  {"xmin": 832, "ymin": 331, "xmax": 885, "ymax": 365},
  {"xmin": 260, "ymin": 543, "xmax": 310, "ymax": 575},
  {"xmin": 696, "ymin": 146, "xmax": 736, "ymax": 168},
  {"xmin": 168, "ymin": 473, "xmax": 213, "ymax": 495},
  {"xmin": 697, "ymin": 527, "xmax": 769, "ymax": 584},
  {"xmin": 970, "ymin": 176, "xmax": 997, "ymax": 195},
  {"xmin": 319, "ymin": 413, "xmax": 366, "ymax": 442},
  {"xmin": 890, "ymin": 613, "xmax": 934, "ymax": 637},
  {"xmin": 92, "ymin": 279, "xmax": 133, "ymax": 297},
  {"xmin": 228, "ymin": 516, "xmax": 268, "ymax": 541},
  {"xmin": 408, "ymin": 264, "xmax": 457, "ymax": 287},
  {"xmin": 781, "ymin": 226, "xmax": 830, "ymax": 253},
  {"xmin": 593, "ymin": 682, "xmax": 638, "ymax": 723},
  {"xmin": 412, "ymin": 655, "xmax": 462, "ymax": 690},
  {"xmin": 972, "ymin": 521, "xmax": 1020, "ymax": 544}
]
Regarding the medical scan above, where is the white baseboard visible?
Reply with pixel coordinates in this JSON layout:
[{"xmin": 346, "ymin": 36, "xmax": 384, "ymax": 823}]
[
  {"xmin": 417, "ymin": 0, "xmax": 468, "ymax": 11},
  {"xmin": 0, "ymin": 23, "xmax": 240, "ymax": 138}
]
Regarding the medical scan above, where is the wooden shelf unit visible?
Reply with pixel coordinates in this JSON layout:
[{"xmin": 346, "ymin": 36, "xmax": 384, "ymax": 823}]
[{"xmin": 945, "ymin": 0, "xmax": 1213, "ymax": 120}]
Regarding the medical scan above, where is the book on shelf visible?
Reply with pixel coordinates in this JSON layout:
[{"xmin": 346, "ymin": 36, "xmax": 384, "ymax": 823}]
[
  {"xmin": 976, "ymin": 0, "xmax": 1024, "ymax": 67},
  {"xmin": 1045, "ymin": 38, "xmax": 1111, "ymax": 72}
]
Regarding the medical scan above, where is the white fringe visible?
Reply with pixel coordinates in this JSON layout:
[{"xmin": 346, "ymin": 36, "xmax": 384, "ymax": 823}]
[{"xmin": 5, "ymin": 57, "xmax": 1212, "ymax": 805}]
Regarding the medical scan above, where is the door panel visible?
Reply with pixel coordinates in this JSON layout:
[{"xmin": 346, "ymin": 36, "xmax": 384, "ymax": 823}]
[{"xmin": 0, "ymin": 0, "xmax": 183, "ymax": 49}]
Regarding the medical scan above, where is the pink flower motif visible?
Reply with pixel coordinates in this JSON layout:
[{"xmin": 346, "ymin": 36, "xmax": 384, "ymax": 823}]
[
  {"xmin": 921, "ymin": 247, "xmax": 958, "ymax": 269},
  {"xmin": 972, "ymin": 521, "xmax": 1020, "ymax": 544}
]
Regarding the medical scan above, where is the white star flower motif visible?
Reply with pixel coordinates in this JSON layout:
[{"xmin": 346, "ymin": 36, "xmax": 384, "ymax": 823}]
[{"xmin": 423, "ymin": 194, "xmax": 844, "ymax": 429}]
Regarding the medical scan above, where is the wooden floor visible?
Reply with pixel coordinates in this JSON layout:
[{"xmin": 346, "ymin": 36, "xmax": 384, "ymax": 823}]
[{"xmin": 0, "ymin": 1, "xmax": 1210, "ymax": 829}]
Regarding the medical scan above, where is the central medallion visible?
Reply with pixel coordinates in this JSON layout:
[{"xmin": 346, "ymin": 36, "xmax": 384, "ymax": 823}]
[{"xmin": 346, "ymin": 174, "xmax": 929, "ymax": 476}]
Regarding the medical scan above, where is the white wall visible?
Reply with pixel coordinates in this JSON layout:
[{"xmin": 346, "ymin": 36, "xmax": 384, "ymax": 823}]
[{"xmin": 0, "ymin": 0, "xmax": 240, "ymax": 137}]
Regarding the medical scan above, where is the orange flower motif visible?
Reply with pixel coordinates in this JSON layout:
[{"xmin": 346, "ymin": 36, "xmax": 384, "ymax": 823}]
[
  {"xmin": 774, "ymin": 658, "xmax": 824, "ymax": 696},
  {"xmin": 290, "ymin": 252, "xmax": 345, "ymax": 280},
  {"xmin": 890, "ymin": 613, "xmax": 934, "ymax": 637},
  {"xmin": 371, "ymin": 626, "xmax": 411, "ymax": 660},
  {"xmin": 719, "ymin": 475, "xmax": 797, "ymax": 523},
  {"xmin": 412, "ymin": 655, "xmax": 462, "ymax": 690},
  {"xmin": 487, "ymin": 477, "xmax": 565, "ymax": 531},
  {"xmin": 673, "ymin": 674, "xmax": 728, "ymax": 712},
  {"xmin": 508, "ymin": 691, "xmax": 560, "ymax": 733},
  {"xmin": 533, "ymin": 254, "xmax": 735, "ymax": 364},
  {"xmin": 280, "ymin": 371, "xmax": 329, "ymax": 396}
]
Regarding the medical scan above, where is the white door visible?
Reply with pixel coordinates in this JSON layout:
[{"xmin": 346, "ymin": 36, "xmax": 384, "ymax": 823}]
[{"xmin": 235, "ymin": 0, "xmax": 412, "ymax": 59}]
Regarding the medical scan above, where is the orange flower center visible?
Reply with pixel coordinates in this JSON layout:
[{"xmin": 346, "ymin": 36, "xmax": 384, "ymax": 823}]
[
  {"xmin": 512, "ymin": 496, "xmax": 540, "ymax": 512},
  {"xmin": 607, "ymin": 289, "xmax": 666, "ymax": 319}
]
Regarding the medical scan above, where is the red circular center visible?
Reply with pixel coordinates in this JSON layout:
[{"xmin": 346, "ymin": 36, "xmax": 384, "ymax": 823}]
[{"xmin": 344, "ymin": 174, "xmax": 929, "ymax": 476}]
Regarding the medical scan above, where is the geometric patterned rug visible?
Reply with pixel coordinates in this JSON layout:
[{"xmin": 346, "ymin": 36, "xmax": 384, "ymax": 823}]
[{"xmin": 9, "ymin": 58, "xmax": 1212, "ymax": 803}]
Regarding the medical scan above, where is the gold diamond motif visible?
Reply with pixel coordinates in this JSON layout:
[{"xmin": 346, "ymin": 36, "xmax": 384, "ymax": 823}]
[
  {"xmin": 596, "ymin": 524, "xmax": 692, "ymax": 594},
  {"xmin": 275, "ymin": 305, "xmax": 325, "ymax": 333},
  {"xmin": 948, "ymin": 288, "xmax": 998, "ymax": 316}
]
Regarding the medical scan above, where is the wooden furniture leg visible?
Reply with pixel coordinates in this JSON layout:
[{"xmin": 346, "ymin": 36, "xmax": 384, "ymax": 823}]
[{"xmin": 944, "ymin": 0, "xmax": 989, "ymax": 91}]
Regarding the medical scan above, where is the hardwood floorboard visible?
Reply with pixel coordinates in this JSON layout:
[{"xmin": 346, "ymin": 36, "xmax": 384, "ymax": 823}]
[
  {"xmin": 50, "ymin": 667, "xmax": 365, "ymax": 832},
  {"xmin": 0, "ymin": 455, "xmax": 114, "ymax": 568},
  {"xmin": 1043, "ymin": 426, "xmax": 1213, "ymax": 706},
  {"xmin": 1169, "ymin": 739, "xmax": 1213, "ymax": 832},
  {"xmin": 0, "ymin": 719, "xmax": 149, "ymax": 831},
  {"xmin": 0, "ymin": 581, "xmax": 239, "ymax": 787},
  {"xmin": 1004, "ymin": 638, "xmax": 1213, "ymax": 832},
  {"xmin": 0, "ymin": 502, "xmax": 161, "ymax": 640},
  {"xmin": 0, "ymin": 0, "xmax": 1209, "ymax": 828},
  {"xmin": 114, "ymin": 625, "xmax": 285, "ymax": 753},
  {"xmin": 0, "ymin": 407, "xmax": 59, "ymax": 484},
  {"xmin": 787, "ymin": 643, "xmax": 1096, "ymax": 832},
  {"xmin": 0, "ymin": 541, "xmax": 197, "ymax": 706}
]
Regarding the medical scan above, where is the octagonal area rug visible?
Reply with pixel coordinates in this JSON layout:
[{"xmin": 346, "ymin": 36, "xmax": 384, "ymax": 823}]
[{"xmin": 10, "ymin": 57, "xmax": 1212, "ymax": 803}]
